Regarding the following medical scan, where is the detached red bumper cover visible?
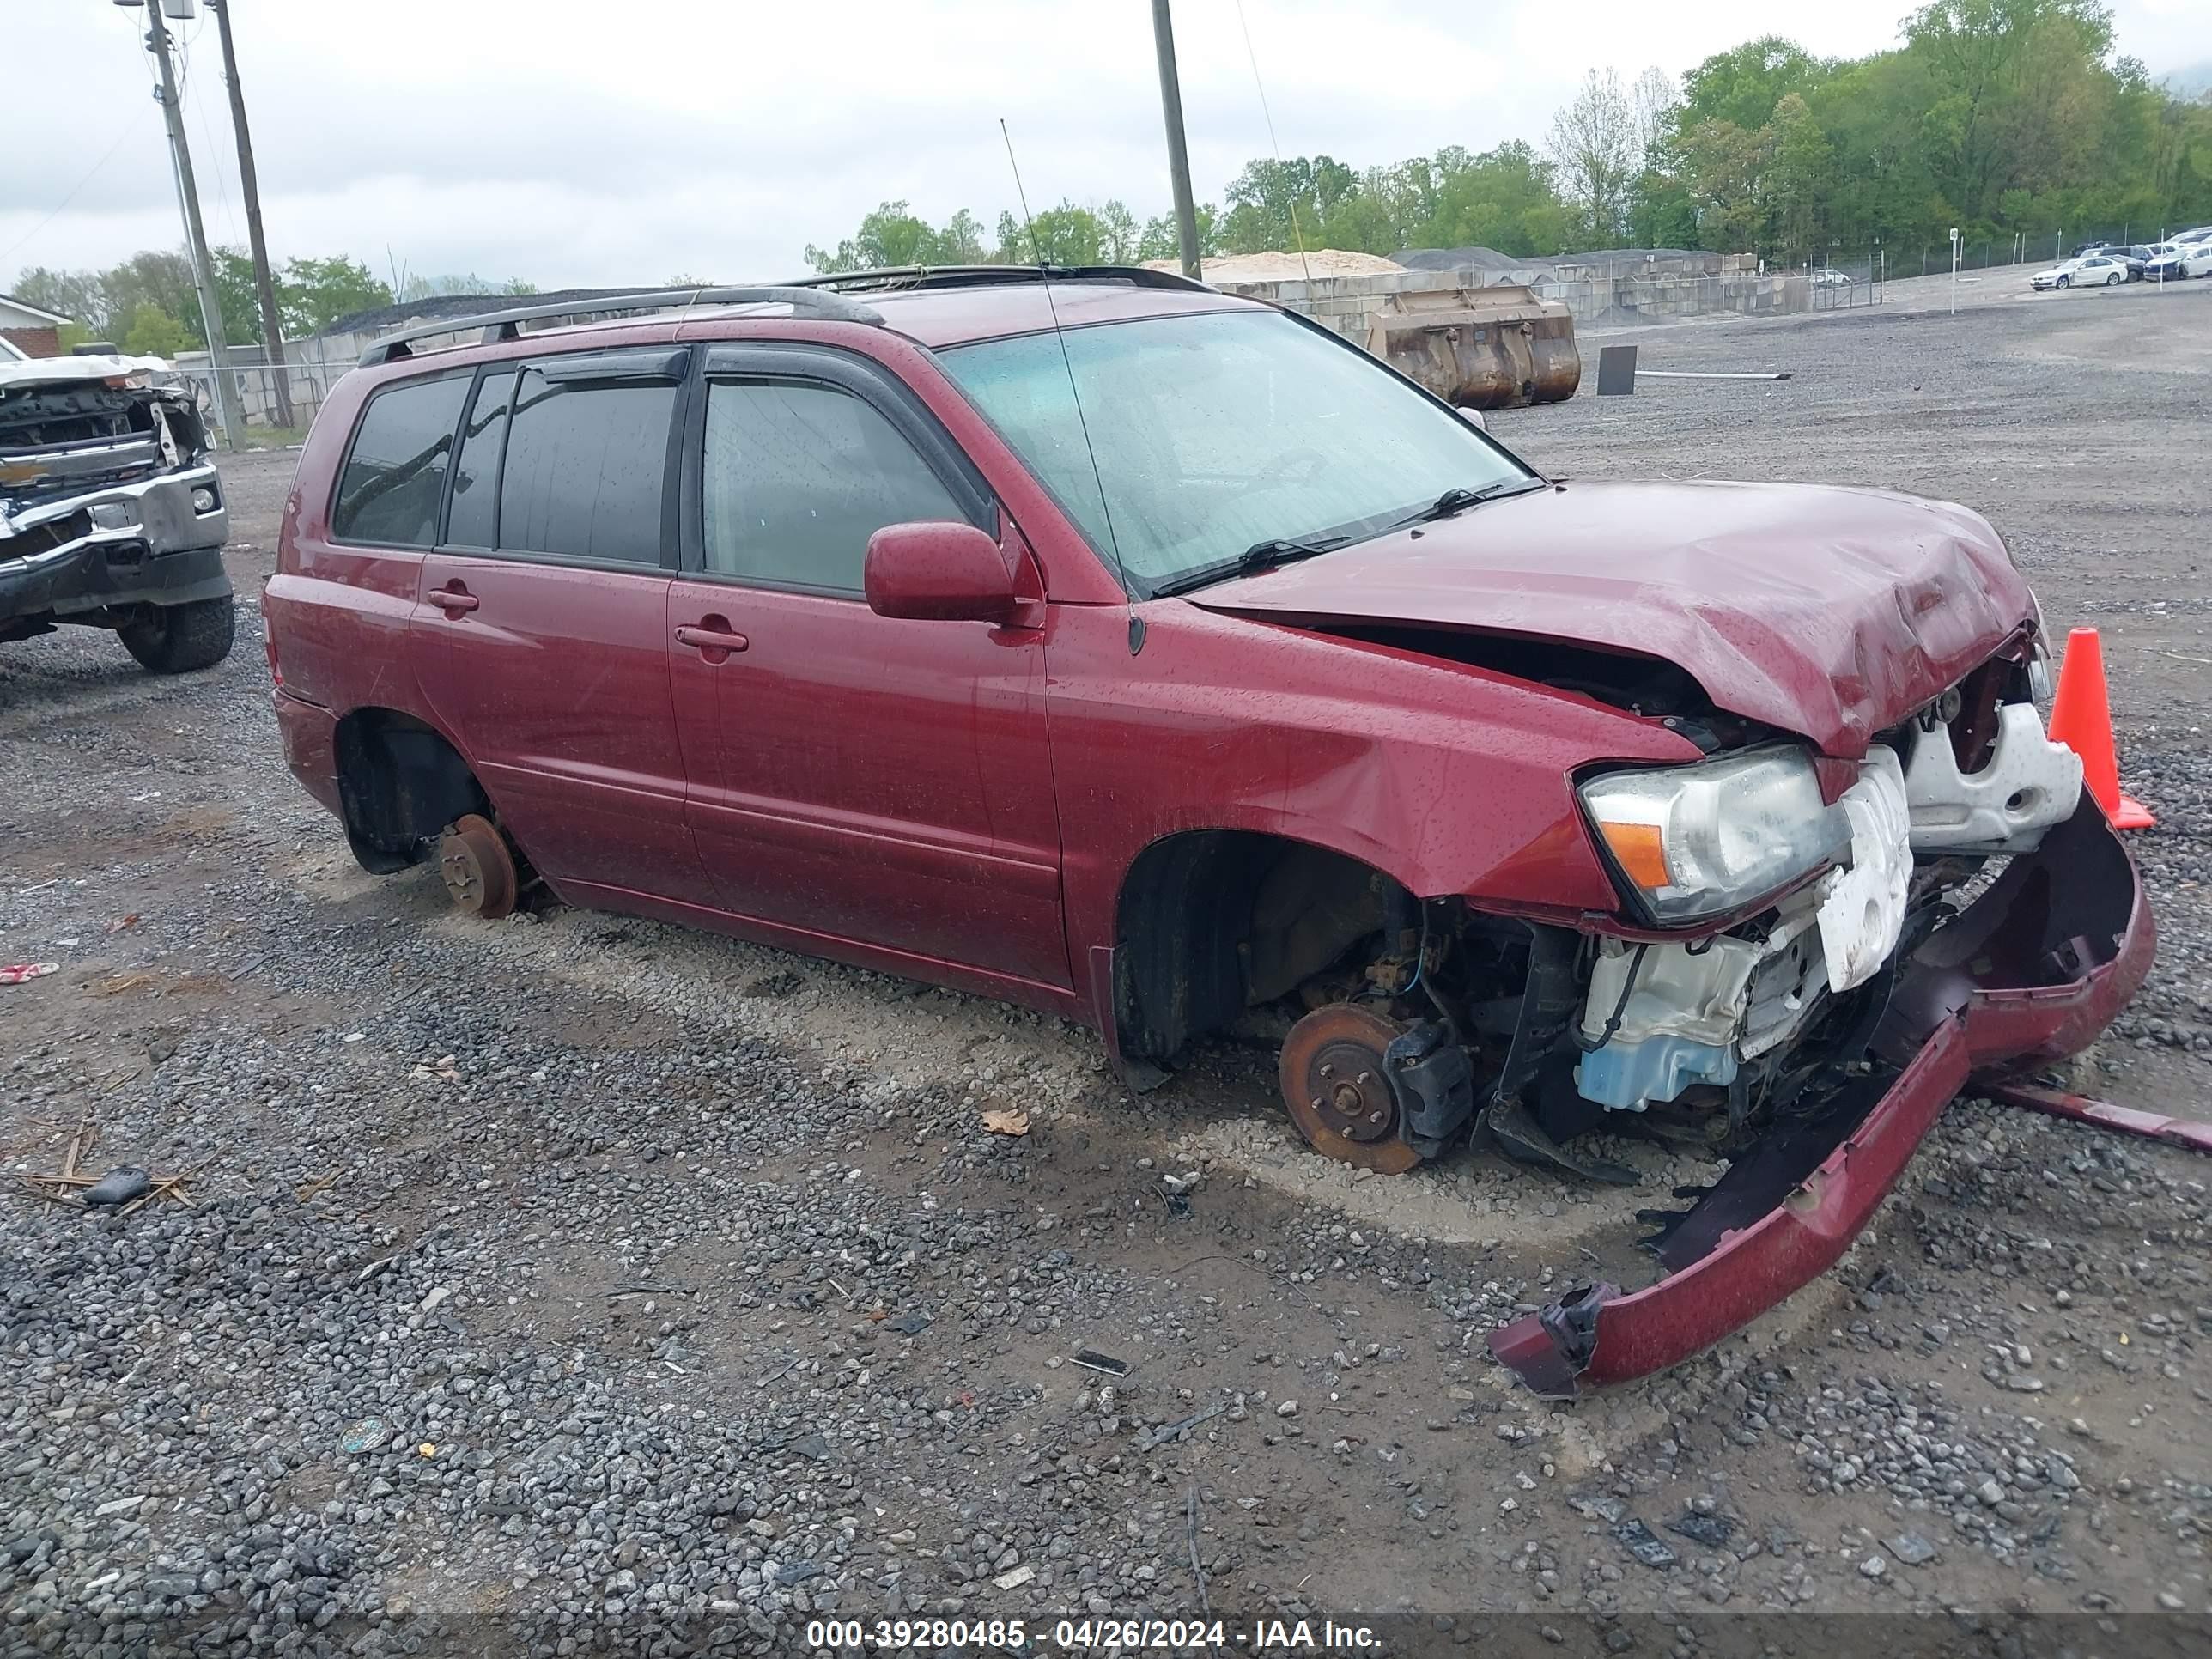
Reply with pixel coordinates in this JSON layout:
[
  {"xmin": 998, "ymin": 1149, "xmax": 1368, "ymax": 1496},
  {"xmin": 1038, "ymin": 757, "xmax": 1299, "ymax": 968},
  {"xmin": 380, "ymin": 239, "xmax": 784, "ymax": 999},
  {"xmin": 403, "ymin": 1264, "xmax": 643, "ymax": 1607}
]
[{"xmin": 1490, "ymin": 795, "xmax": 2154, "ymax": 1398}]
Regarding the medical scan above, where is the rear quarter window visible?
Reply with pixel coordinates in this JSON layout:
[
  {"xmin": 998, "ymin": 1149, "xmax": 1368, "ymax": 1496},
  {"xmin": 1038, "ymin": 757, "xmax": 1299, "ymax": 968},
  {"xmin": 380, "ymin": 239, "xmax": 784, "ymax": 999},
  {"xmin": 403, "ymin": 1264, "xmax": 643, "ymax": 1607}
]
[{"xmin": 331, "ymin": 373, "xmax": 472, "ymax": 546}]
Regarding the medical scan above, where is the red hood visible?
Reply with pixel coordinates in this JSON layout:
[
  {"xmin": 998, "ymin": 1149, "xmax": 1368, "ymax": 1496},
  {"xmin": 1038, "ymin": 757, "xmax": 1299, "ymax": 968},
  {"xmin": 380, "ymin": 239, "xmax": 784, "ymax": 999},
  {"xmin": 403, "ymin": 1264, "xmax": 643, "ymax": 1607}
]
[{"xmin": 1188, "ymin": 479, "xmax": 2033, "ymax": 757}]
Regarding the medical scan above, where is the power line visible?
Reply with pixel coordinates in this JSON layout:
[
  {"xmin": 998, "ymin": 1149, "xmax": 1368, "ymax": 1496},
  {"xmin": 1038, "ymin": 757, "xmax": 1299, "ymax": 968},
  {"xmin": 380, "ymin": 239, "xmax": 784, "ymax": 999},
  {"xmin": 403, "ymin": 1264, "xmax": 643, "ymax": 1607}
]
[
  {"xmin": 1232, "ymin": 0, "xmax": 1310, "ymax": 284},
  {"xmin": 178, "ymin": 22, "xmax": 243, "ymax": 244},
  {"xmin": 0, "ymin": 125, "xmax": 139, "ymax": 270}
]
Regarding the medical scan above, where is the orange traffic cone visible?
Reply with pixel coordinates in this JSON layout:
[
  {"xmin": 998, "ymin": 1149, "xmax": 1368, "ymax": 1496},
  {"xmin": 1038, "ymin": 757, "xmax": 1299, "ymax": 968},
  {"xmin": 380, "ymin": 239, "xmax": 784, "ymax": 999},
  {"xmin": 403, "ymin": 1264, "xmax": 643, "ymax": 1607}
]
[{"xmin": 2047, "ymin": 627, "xmax": 2154, "ymax": 831}]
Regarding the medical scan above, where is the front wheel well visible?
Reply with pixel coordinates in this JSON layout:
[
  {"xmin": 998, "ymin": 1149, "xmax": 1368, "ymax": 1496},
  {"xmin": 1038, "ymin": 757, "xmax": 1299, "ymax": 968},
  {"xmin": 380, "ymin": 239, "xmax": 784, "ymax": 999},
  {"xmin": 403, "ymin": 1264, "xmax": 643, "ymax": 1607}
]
[
  {"xmin": 1112, "ymin": 830, "xmax": 1413, "ymax": 1063},
  {"xmin": 332, "ymin": 708, "xmax": 489, "ymax": 874}
]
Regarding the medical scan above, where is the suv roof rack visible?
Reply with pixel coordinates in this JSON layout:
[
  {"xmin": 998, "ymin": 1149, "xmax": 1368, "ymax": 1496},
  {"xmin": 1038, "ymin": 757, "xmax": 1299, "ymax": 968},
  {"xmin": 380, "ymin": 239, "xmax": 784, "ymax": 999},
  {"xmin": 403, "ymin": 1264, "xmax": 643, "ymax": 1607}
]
[
  {"xmin": 354, "ymin": 286, "xmax": 885, "ymax": 368},
  {"xmin": 787, "ymin": 264, "xmax": 1218, "ymax": 296}
]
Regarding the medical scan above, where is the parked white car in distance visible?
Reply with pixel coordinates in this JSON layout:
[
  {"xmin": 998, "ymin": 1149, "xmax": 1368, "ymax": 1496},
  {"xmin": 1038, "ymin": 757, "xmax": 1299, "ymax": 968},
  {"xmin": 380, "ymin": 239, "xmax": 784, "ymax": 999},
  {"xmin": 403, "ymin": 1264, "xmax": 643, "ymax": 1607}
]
[{"xmin": 2032, "ymin": 253, "xmax": 2127, "ymax": 289}]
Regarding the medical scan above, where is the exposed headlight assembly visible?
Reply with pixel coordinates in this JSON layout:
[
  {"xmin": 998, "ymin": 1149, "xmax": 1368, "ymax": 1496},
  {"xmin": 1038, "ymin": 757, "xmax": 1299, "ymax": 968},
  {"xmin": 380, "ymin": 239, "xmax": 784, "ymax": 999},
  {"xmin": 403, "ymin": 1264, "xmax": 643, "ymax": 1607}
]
[{"xmin": 1580, "ymin": 745, "xmax": 1850, "ymax": 924}]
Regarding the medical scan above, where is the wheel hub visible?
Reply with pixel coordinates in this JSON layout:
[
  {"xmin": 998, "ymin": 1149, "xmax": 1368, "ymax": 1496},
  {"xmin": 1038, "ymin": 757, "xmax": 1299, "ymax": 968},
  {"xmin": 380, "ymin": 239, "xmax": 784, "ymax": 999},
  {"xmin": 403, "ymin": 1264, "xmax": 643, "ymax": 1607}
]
[
  {"xmin": 437, "ymin": 814, "xmax": 518, "ymax": 920},
  {"xmin": 1279, "ymin": 1003, "xmax": 1422, "ymax": 1174}
]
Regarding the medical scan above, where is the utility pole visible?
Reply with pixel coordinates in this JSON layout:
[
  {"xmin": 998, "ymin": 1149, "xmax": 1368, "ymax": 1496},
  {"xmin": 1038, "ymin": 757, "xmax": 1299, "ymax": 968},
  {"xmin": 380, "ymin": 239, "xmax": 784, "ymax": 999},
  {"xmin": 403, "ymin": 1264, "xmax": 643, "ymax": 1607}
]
[
  {"xmin": 1149, "ymin": 0, "xmax": 1204, "ymax": 282},
  {"xmin": 143, "ymin": 1, "xmax": 246, "ymax": 446},
  {"xmin": 209, "ymin": 0, "xmax": 293, "ymax": 427}
]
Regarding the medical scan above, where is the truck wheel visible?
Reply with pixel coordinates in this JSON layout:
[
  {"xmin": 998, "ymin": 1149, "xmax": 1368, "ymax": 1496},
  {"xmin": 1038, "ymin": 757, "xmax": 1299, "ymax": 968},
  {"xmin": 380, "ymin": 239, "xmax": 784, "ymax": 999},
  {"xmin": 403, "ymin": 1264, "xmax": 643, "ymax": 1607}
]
[{"xmin": 118, "ymin": 598, "xmax": 235, "ymax": 674}]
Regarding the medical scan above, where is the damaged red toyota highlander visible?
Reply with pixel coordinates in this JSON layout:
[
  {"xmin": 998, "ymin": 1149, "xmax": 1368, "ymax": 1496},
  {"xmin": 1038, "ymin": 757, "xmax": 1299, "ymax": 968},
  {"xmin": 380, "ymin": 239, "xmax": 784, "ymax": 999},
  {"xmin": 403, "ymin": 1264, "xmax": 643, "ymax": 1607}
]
[{"xmin": 264, "ymin": 268, "xmax": 2152, "ymax": 1395}]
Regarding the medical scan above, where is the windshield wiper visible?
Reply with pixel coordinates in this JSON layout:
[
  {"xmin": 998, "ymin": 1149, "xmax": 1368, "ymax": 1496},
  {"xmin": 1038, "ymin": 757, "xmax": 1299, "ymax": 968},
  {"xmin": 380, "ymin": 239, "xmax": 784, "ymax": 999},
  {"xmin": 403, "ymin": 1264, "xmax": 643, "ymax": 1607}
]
[
  {"xmin": 1394, "ymin": 477, "xmax": 1546, "ymax": 528},
  {"xmin": 1150, "ymin": 533, "xmax": 1349, "ymax": 598}
]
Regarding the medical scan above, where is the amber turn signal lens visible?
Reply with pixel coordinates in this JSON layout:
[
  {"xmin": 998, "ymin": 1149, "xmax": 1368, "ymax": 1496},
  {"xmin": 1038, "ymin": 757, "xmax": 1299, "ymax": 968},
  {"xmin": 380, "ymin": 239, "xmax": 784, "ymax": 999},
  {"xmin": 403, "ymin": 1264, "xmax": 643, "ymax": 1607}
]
[{"xmin": 1597, "ymin": 821, "xmax": 1671, "ymax": 890}]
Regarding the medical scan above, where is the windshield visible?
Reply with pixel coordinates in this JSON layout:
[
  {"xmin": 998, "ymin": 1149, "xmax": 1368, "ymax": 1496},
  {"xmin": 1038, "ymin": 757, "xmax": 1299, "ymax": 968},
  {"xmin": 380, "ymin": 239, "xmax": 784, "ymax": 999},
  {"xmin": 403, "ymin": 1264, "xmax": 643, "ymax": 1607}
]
[{"xmin": 938, "ymin": 308, "xmax": 1531, "ymax": 595}]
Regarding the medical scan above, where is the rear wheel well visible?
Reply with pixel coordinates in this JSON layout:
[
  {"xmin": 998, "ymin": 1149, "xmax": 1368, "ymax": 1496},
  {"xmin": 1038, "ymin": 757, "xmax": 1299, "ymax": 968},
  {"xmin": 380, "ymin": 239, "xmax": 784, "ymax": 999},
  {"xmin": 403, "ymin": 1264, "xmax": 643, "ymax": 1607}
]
[
  {"xmin": 1113, "ymin": 831, "xmax": 1407, "ymax": 1062},
  {"xmin": 333, "ymin": 708, "xmax": 488, "ymax": 874}
]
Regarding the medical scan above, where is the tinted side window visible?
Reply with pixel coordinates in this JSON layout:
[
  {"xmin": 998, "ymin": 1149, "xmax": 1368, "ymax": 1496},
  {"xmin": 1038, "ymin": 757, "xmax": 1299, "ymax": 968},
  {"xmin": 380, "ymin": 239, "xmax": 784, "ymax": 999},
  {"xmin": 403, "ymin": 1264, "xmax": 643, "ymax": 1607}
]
[
  {"xmin": 496, "ymin": 371, "xmax": 675, "ymax": 563},
  {"xmin": 702, "ymin": 380, "xmax": 965, "ymax": 592},
  {"xmin": 444, "ymin": 368, "xmax": 515, "ymax": 550},
  {"xmin": 331, "ymin": 374, "xmax": 471, "ymax": 546}
]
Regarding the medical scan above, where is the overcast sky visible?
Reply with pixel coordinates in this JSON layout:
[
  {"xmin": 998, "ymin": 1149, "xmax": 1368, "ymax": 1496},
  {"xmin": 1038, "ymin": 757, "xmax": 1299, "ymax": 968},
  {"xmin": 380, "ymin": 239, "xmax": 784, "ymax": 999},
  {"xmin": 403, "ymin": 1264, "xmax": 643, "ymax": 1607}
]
[{"xmin": 5, "ymin": 0, "xmax": 2208, "ymax": 295}]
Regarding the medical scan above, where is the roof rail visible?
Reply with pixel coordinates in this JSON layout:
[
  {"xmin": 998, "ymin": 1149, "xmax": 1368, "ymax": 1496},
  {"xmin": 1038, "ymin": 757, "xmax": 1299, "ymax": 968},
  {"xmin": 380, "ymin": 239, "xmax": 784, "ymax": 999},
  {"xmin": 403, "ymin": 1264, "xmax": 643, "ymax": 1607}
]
[
  {"xmin": 787, "ymin": 264, "xmax": 1218, "ymax": 297},
  {"xmin": 354, "ymin": 286, "xmax": 885, "ymax": 368}
]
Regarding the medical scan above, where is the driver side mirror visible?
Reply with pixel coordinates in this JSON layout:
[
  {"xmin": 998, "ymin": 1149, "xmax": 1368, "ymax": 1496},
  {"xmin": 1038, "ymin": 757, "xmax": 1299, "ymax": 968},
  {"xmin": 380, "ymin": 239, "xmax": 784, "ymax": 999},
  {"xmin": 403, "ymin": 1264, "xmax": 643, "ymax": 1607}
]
[
  {"xmin": 864, "ymin": 520, "xmax": 1018, "ymax": 624},
  {"xmin": 1455, "ymin": 404, "xmax": 1488, "ymax": 432}
]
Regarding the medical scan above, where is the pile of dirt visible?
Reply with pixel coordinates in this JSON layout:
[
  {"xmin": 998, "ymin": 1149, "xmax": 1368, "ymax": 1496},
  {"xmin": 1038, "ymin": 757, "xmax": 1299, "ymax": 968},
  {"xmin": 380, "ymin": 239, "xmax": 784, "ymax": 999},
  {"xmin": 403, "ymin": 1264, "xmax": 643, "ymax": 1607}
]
[{"xmin": 1143, "ymin": 250, "xmax": 1405, "ymax": 283}]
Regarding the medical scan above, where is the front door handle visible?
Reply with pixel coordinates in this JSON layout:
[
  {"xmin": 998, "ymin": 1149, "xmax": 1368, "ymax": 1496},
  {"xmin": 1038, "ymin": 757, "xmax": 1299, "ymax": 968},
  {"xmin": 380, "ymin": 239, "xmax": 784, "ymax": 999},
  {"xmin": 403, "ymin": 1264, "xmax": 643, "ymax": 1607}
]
[
  {"xmin": 675, "ymin": 617, "xmax": 749, "ymax": 662},
  {"xmin": 433, "ymin": 582, "xmax": 478, "ymax": 615}
]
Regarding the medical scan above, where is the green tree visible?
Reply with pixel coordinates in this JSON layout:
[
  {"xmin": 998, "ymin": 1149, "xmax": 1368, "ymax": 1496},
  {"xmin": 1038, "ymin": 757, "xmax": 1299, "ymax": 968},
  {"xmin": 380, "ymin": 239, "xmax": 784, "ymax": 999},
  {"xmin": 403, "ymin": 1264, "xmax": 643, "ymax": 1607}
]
[
  {"xmin": 1098, "ymin": 199, "xmax": 1139, "ymax": 262},
  {"xmin": 278, "ymin": 255, "xmax": 392, "ymax": 336},
  {"xmin": 1218, "ymin": 155, "xmax": 1362, "ymax": 254},
  {"xmin": 994, "ymin": 202, "xmax": 1107, "ymax": 265},
  {"xmin": 1419, "ymin": 142, "xmax": 1574, "ymax": 254},
  {"xmin": 1905, "ymin": 0, "xmax": 2116, "ymax": 226},
  {"xmin": 1766, "ymin": 94, "xmax": 1836, "ymax": 256},
  {"xmin": 802, "ymin": 203, "xmax": 1003, "ymax": 272},
  {"xmin": 1676, "ymin": 37, "xmax": 1826, "ymax": 134},
  {"xmin": 211, "ymin": 246, "xmax": 264, "ymax": 343},
  {"xmin": 1136, "ymin": 203, "xmax": 1218, "ymax": 261},
  {"xmin": 1547, "ymin": 69, "xmax": 1640, "ymax": 243},
  {"xmin": 781, "ymin": 17, "xmax": 2209, "ymax": 277},
  {"xmin": 939, "ymin": 210, "xmax": 994, "ymax": 264},
  {"xmin": 101, "ymin": 251, "xmax": 204, "ymax": 346},
  {"xmin": 9, "ymin": 266, "xmax": 107, "ymax": 336},
  {"xmin": 121, "ymin": 305, "xmax": 192, "ymax": 359},
  {"xmin": 1677, "ymin": 118, "xmax": 1769, "ymax": 252}
]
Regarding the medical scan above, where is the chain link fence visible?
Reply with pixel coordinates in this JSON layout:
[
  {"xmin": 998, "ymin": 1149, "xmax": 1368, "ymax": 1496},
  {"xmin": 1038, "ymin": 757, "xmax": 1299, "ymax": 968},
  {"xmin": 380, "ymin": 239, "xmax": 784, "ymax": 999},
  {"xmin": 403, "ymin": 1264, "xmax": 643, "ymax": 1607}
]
[
  {"xmin": 1905, "ymin": 220, "xmax": 2212, "ymax": 277},
  {"xmin": 1796, "ymin": 247, "xmax": 1886, "ymax": 310},
  {"xmin": 157, "ymin": 347, "xmax": 359, "ymax": 449}
]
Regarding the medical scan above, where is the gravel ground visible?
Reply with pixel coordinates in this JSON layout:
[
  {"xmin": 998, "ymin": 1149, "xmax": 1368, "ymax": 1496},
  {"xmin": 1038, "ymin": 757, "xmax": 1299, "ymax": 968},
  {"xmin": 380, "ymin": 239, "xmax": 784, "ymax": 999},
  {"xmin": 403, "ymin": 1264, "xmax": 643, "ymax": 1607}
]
[{"xmin": 3, "ymin": 276, "xmax": 2209, "ymax": 1656}]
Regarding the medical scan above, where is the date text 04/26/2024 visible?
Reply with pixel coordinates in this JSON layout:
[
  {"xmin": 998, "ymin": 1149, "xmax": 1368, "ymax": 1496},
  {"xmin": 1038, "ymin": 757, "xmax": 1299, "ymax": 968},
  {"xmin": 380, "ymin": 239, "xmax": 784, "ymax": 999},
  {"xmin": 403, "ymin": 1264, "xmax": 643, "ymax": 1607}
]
[{"xmin": 803, "ymin": 1617, "xmax": 1382, "ymax": 1650}]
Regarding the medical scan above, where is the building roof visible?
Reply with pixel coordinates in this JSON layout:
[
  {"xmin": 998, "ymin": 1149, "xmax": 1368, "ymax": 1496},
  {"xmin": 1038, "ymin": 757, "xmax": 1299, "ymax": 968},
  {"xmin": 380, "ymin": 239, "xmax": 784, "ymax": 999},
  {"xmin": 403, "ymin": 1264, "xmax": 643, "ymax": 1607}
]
[{"xmin": 0, "ymin": 292, "xmax": 73, "ymax": 327}]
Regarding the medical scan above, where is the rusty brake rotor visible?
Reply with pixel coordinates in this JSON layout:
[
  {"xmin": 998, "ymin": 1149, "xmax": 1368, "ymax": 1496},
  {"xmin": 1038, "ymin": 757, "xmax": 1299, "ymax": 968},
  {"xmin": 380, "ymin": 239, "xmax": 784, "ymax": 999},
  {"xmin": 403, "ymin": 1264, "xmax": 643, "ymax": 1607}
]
[
  {"xmin": 438, "ymin": 813, "xmax": 519, "ymax": 920},
  {"xmin": 1278, "ymin": 1002, "xmax": 1423, "ymax": 1175}
]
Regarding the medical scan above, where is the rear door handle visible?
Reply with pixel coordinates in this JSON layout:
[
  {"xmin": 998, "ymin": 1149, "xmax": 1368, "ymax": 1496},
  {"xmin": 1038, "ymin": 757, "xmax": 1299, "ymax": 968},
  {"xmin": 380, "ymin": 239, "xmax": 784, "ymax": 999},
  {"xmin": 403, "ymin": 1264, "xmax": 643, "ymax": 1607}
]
[
  {"xmin": 675, "ymin": 618, "xmax": 749, "ymax": 660},
  {"xmin": 432, "ymin": 582, "xmax": 478, "ymax": 614}
]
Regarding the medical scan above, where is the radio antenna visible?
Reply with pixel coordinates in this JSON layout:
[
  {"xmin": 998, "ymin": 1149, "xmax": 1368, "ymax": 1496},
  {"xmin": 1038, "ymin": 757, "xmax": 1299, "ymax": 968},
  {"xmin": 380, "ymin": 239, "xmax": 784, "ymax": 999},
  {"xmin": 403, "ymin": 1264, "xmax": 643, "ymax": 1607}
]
[
  {"xmin": 999, "ymin": 118, "xmax": 1141, "ymax": 650},
  {"xmin": 1234, "ymin": 0, "xmax": 1312, "ymax": 286}
]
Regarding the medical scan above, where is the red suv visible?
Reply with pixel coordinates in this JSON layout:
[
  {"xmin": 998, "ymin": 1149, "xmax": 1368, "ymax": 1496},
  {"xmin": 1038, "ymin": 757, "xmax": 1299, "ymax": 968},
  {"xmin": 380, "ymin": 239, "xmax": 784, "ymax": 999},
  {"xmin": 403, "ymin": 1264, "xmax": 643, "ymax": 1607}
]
[{"xmin": 265, "ymin": 267, "xmax": 2151, "ymax": 1393}]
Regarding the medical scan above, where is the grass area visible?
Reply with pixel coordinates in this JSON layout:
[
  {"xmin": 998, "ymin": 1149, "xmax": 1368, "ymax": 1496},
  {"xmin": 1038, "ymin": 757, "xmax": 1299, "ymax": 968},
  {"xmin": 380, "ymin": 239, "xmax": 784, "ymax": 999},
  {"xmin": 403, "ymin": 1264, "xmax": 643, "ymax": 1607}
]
[{"xmin": 229, "ymin": 423, "xmax": 313, "ymax": 450}]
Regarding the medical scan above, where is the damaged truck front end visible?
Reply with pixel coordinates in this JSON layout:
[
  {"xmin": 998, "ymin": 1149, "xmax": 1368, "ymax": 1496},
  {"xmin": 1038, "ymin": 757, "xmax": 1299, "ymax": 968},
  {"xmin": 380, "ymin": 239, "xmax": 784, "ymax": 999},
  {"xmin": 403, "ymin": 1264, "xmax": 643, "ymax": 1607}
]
[{"xmin": 0, "ymin": 356, "xmax": 235, "ymax": 673}]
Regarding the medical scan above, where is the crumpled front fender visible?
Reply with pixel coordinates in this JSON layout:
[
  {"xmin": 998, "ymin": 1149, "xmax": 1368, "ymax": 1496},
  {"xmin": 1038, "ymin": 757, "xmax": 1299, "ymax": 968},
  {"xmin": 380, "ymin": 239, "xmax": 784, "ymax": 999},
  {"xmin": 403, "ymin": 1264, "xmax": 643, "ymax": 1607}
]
[{"xmin": 1489, "ymin": 792, "xmax": 2154, "ymax": 1397}]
